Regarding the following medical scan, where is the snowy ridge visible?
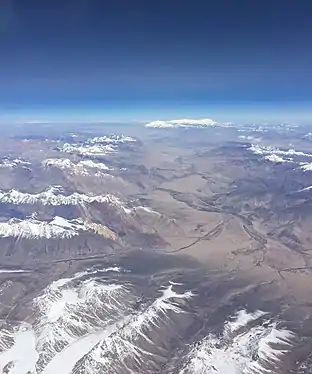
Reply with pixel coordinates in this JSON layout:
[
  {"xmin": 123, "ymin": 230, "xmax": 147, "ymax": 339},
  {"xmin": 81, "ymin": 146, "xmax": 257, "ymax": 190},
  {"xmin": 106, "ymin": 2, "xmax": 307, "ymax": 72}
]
[
  {"xmin": 88, "ymin": 134, "xmax": 136, "ymax": 144},
  {"xmin": 248, "ymin": 143, "xmax": 312, "ymax": 172},
  {"xmin": 44, "ymin": 158, "xmax": 112, "ymax": 176},
  {"xmin": 73, "ymin": 285, "xmax": 193, "ymax": 373},
  {"xmin": 0, "ymin": 275, "xmax": 192, "ymax": 373},
  {"xmin": 78, "ymin": 160, "xmax": 110, "ymax": 170},
  {"xmin": 179, "ymin": 309, "xmax": 297, "ymax": 374},
  {"xmin": 0, "ymin": 186, "xmax": 130, "ymax": 212},
  {"xmin": 34, "ymin": 274, "xmax": 134, "ymax": 372},
  {"xmin": 249, "ymin": 144, "xmax": 312, "ymax": 163},
  {"xmin": 145, "ymin": 118, "xmax": 218, "ymax": 128},
  {"xmin": 0, "ymin": 216, "xmax": 116, "ymax": 239},
  {"xmin": 250, "ymin": 143, "xmax": 312, "ymax": 158},
  {"xmin": 0, "ymin": 186, "xmax": 160, "ymax": 218},
  {"xmin": 0, "ymin": 271, "xmax": 136, "ymax": 373},
  {"xmin": 61, "ymin": 134, "xmax": 136, "ymax": 156},
  {"xmin": 62, "ymin": 143, "xmax": 115, "ymax": 156},
  {"xmin": 0, "ymin": 157, "xmax": 31, "ymax": 169}
]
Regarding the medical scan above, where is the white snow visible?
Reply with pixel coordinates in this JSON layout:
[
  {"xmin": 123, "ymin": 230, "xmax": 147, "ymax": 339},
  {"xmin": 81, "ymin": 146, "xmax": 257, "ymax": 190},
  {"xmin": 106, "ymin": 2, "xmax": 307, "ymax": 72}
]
[
  {"xmin": 77, "ymin": 285, "xmax": 193, "ymax": 372},
  {"xmin": 249, "ymin": 144, "xmax": 312, "ymax": 161},
  {"xmin": 238, "ymin": 135, "xmax": 262, "ymax": 142},
  {"xmin": 247, "ymin": 143, "xmax": 312, "ymax": 170},
  {"xmin": 46, "ymin": 289, "xmax": 79, "ymax": 323},
  {"xmin": 128, "ymin": 285, "xmax": 193, "ymax": 335},
  {"xmin": 298, "ymin": 185, "xmax": 312, "ymax": 192},
  {"xmin": 59, "ymin": 133, "xmax": 135, "ymax": 157},
  {"xmin": 179, "ymin": 310, "xmax": 296, "ymax": 374},
  {"xmin": 264, "ymin": 154, "xmax": 288, "ymax": 163},
  {"xmin": 0, "ymin": 216, "xmax": 80, "ymax": 239},
  {"xmin": 62, "ymin": 143, "xmax": 116, "ymax": 156},
  {"xmin": 0, "ymin": 324, "xmax": 38, "ymax": 374},
  {"xmin": 0, "ymin": 186, "xmax": 131, "ymax": 212},
  {"xmin": 33, "ymin": 276, "xmax": 134, "ymax": 372},
  {"xmin": 44, "ymin": 158, "xmax": 113, "ymax": 176},
  {"xmin": 78, "ymin": 160, "xmax": 111, "ymax": 170},
  {"xmin": 224, "ymin": 309, "xmax": 267, "ymax": 334},
  {"xmin": 0, "ymin": 158, "xmax": 31, "ymax": 169},
  {"xmin": 0, "ymin": 275, "xmax": 132, "ymax": 373},
  {"xmin": 88, "ymin": 135, "xmax": 136, "ymax": 144},
  {"xmin": 135, "ymin": 206, "xmax": 161, "ymax": 215},
  {"xmin": 300, "ymin": 162, "xmax": 312, "ymax": 172},
  {"xmin": 0, "ymin": 269, "xmax": 30, "ymax": 273},
  {"xmin": 256, "ymin": 325, "xmax": 295, "ymax": 363},
  {"xmin": 0, "ymin": 216, "xmax": 113, "ymax": 239},
  {"xmin": 49, "ymin": 267, "xmax": 127, "ymax": 291},
  {"xmin": 42, "ymin": 318, "xmax": 128, "ymax": 374},
  {"xmin": 44, "ymin": 158, "xmax": 89, "ymax": 175},
  {"xmin": 146, "ymin": 118, "xmax": 218, "ymax": 128}
]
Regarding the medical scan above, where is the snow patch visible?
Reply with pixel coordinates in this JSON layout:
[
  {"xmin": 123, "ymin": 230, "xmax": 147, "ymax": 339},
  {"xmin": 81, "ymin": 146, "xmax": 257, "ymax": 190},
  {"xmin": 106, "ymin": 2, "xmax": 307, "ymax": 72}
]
[
  {"xmin": 135, "ymin": 206, "xmax": 161, "ymax": 216},
  {"xmin": 224, "ymin": 309, "xmax": 267, "ymax": 334},
  {"xmin": 264, "ymin": 154, "xmax": 288, "ymax": 163},
  {"xmin": 300, "ymin": 162, "xmax": 312, "ymax": 172},
  {"xmin": 298, "ymin": 185, "xmax": 312, "ymax": 192},
  {"xmin": 0, "ymin": 324, "xmax": 38, "ymax": 374},
  {"xmin": 0, "ymin": 268, "xmax": 30, "ymax": 274},
  {"xmin": 78, "ymin": 160, "xmax": 111, "ymax": 170}
]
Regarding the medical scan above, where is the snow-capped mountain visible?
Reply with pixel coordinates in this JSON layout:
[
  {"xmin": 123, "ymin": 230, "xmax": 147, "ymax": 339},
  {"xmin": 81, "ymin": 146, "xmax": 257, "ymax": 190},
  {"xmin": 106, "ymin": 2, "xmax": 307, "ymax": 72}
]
[
  {"xmin": 0, "ymin": 157, "xmax": 31, "ymax": 169},
  {"xmin": 43, "ymin": 158, "xmax": 112, "ymax": 176},
  {"xmin": 0, "ymin": 216, "xmax": 116, "ymax": 239},
  {"xmin": 0, "ymin": 271, "xmax": 193, "ymax": 373},
  {"xmin": 0, "ymin": 186, "xmax": 131, "ymax": 212},
  {"xmin": 0, "ymin": 269, "xmax": 300, "ymax": 374},
  {"xmin": 60, "ymin": 134, "xmax": 136, "ymax": 156},
  {"xmin": 145, "ymin": 118, "xmax": 219, "ymax": 128},
  {"xmin": 178, "ymin": 309, "xmax": 297, "ymax": 374},
  {"xmin": 73, "ymin": 285, "xmax": 193, "ymax": 373},
  {"xmin": 62, "ymin": 143, "xmax": 116, "ymax": 156},
  {"xmin": 248, "ymin": 143, "xmax": 312, "ymax": 172},
  {"xmin": 0, "ymin": 269, "xmax": 134, "ymax": 373},
  {"xmin": 88, "ymin": 134, "xmax": 136, "ymax": 144},
  {"xmin": 249, "ymin": 144, "xmax": 312, "ymax": 161}
]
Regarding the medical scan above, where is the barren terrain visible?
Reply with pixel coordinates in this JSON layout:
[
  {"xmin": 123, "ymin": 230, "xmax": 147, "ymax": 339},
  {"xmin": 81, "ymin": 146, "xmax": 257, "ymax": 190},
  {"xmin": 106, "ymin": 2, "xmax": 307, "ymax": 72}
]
[{"xmin": 0, "ymin": 121, "xmax": 312, "ymax": 373}]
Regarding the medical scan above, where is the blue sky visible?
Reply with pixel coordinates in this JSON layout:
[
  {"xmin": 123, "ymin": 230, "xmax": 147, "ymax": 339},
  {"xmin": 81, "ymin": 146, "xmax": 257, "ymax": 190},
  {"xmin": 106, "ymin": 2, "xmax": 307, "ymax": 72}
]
[{"xmin": 0, "ymin": 0, "xmax": 312, "ymax": 123}]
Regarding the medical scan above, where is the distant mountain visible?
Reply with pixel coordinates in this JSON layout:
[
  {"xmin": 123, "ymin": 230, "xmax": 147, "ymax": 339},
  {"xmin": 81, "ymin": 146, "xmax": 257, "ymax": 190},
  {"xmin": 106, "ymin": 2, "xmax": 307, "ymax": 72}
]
[
  {"xmin": 0, "ymin": 186, "xmax": 131, "ymax": 209},
  {"xmin": 145, "ymin": 118, "xmax": 219, "ymax": 128}
]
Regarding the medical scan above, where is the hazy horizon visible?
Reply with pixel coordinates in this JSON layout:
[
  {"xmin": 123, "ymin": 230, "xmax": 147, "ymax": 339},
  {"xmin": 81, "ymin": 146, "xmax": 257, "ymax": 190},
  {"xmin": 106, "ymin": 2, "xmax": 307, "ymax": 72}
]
[{"xmin": 1, "ymin": 102, "xmax": 312, "ymax": 125}]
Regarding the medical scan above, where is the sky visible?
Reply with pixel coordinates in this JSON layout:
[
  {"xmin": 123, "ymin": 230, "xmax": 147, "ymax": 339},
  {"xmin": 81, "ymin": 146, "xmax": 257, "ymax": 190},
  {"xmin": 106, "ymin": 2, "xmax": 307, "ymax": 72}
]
[{"xmin": 0, "ymin": 0, "xmax": 312, "ymax": 123}]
